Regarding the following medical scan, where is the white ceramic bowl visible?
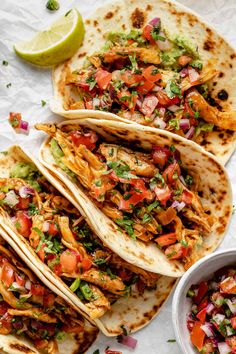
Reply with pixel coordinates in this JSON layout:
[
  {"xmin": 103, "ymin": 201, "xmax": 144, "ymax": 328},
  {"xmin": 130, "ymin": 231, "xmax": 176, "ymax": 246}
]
[{"xmin": 172, "ymin": 248, "xmax": 236, "ymax": 354}]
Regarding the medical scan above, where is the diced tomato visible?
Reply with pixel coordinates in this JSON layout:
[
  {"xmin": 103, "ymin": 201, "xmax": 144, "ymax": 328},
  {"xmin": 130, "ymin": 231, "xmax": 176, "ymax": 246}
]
[
  {"xmin": 81, "ymin": 258, "xmax": 92, "ymax": 272},
  {"xmin": 196, "ymin": 308, "xmax": 207, "ymax": 323},
  {"xmin": 48, "ymin": 222, "xmax": 58, "ymax": 236},
  {"xmin": 142, "ymin": 24, "xmax": 155, "ymax": 44},
  {"xmin": 60, "ymin": 250, "xmax": 78, "ymax": 273},
  {"xmin": 85, "ymin": 100, "xmax": 93, "ymax": 110},
  {"xmin": 188, "ymin": 67, "xmax": 200, "ymax": 83},
  {"xmin": 182, "ymin": 190, "xmax": 192, "ymax": 205},
  {"xmin": 95, "ymin": 69, "xmax": 112, "ymax": 90},
  {"xmin": 0, "ymin": 312, "xmax": 13, "ymax": 333},
  {"xmin": 14, "ymin": 211, "xmax": 32, "ymax": 238},
  {"xmin": 120, "ymin": 70, "xmax": 143, "ymax": 86},
  {"xmin": 152, "ymin": 146, "xmax": 171, "ymax": 168},
  {"xmin": 1, "ymin": 264, "xmax": 14, "ymax": 287},
  {"xmin": 117, "ymin": 90, "xmax": 138, "ymax": 113},
  {"xmin": 37, "ymin": 243, "xmax": 46, "ymax": 262},
  {"xmin": 157, "ymin": 91, "xmax": 181, "ymax": 107},
  {"xmin": 53, "ymin": 263, "xmax": 62, "ymax": 276},
  {"xmin": 15, "ymin": 273, "xmax": 26, "ymax": 287},
  {"xmin": 220, "ymin": 276, "xmax": 236, "ymax": 294},
  {"xmin": 155, "ymin": 233, "xmax": 177, "ymax": 247},
  {"xmin": 43, "ymin": 293, "xmax": 55, "ymax": 308},
  {"xmin": 154, "ymin": 185, "xmax": 171, "ymax": 206},
  {"xmin": 194, "ymin": 282, "xmax": 208, "ymax": 305},
  {"xmin": 165, "ymin": 243, "xmax": 188, "ymax": 260},
  {"xmin": 9, "ymin": 112, "xmax": 22, "ymax": 129},
  {"xmin": 137, "ymin": 79, "xmax": 155, "ymax": 95},
  {"xmin": 231, "ymin": 317, "xmax": 236, "ymax": 330},
  {"xmin": 31, "ymin": 283, "xmax": 45, "ymax": 296},
  {"xmin": 0, "ymin": 301, "xmax": 10, "ymax": 316},
  {"xmin": 163, "ymin": 162, "xmax": 181, "ymax": 185},
  {"xmin": 16, "ymin": 196, "xmax": 31, "ymax": 209},
  {"xmin": 178, "ymin": 55, "xmax": 192, "ymax": 66},
  {"xmin": 143, "ymin": 65, "xmax": 162, "ymax": 82},
  {"xmin": 198, "ymin": 298, "xmax": 208, "ymax": 312},
  {"xmin": 226, "ymin": 336, "xmax": 236, "ymax": 350},
  {"xmin": 70, "ymin": 131, "xmax": 98, "ymax": 151},
  {"xmin": 140, "ymin": 95, "xmax": 158, "ymax": 117},
  {"xmin": 119, "ymin": 190, "xmax": 147, "ymax": 210},
  {"xmin": 190, "ymin": 321, "xmax": 206, "ymax": 351},
  {"xmin": 34, "ymin": 339, "xmax": 49, "ymax": 350}
]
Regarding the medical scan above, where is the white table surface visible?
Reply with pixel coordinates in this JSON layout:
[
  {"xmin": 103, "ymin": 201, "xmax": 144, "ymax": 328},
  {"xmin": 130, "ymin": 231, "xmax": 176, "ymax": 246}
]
[{"xmin": 0, "ymin": 0, "xmax": 235, "ymax": 353}]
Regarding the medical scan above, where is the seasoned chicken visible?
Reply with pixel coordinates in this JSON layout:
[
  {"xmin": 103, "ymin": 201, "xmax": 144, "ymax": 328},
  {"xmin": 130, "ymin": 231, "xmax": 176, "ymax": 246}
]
[
  {"xmin": 7, "ymin": 308, "xmax": 57, "ymax": 323},
  {"xmin": 29, "ymin": 215, "xmax": 45, "ymax": 249},
  {"xmin": 80, "ymin": 269, "xmax": 125, "ymax": 295},
  {"xmin": 186, "ymin": 89, "xmax": 236, "ymax": 131},
  {"xmin": 100, "ymin": 144, "xmax": 157, "ymax": 177},
  {"xmin": 102, "ymin": 46, "xmax": 161, "ymax": 65},
  {"xmin": 181, "ymin": 68, "xmax": 219, "ymax": 92},
  {"xmin": 51, "ymin": 195, "xmax": 78, "ymax": 214},
  {"xmin": 183, "ymin": 209, "xmax": 211, "ymax": 234},
  {"xmin": 83, "ymin": 284, "xmax": 110, "ymax": 319}
]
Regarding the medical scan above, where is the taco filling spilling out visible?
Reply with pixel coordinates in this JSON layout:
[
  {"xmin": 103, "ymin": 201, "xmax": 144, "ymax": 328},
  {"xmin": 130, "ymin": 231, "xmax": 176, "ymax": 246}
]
[
  {"xmin": 62, "ymin": 17, "xmax": 236, "ymax": 137},
  {"xmin": 36, "ymin": 123, "xmax": 213, "ymax": 270},
  {"xmin": 0, "ymin": 162, "xmax": 159, "ymax": 320},
  {"xmin": 0, "ymin": 241, "xmax": 96, "ymax": 353}
]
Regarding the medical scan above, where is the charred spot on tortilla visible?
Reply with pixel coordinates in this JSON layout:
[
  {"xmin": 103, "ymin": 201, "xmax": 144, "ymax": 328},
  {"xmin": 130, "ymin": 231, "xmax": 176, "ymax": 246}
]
[
  {"xmin": 9, "ymin": 344, "xmax": 33, "ymax": 353},
  {"xmin": 78, "ymin": 52, "xmax": 87, "ymax": 58},
  {"xmin": 131, "ymin": 8, "xmax": 145, "ymax": 29},
  {"xmin": 217, "ymin": 89, "xmax": 228, "ymax": 101},
  {"xmin": 85, "ymin": 19, "xmax": 91, "ymax": 25},
  {"xmin": 122, "ymin": 24, "xmax": 126, "ymax": 30},
  {"xmin": 146, "ymin": 4, "xmax": 152, "ymax": 11},
  {"xmin": 104, "ymin": 11, "xmax": 114, "ymax": 20},
  {"xmin": 93, "ymin": 20, "xmax": 98, "ymax": 27}
]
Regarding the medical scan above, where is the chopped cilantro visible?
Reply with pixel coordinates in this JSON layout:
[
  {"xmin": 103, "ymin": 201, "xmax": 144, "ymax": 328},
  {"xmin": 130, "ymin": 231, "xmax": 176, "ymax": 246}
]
[
  {"xmin": 94, "ymin": 257, "xmax": 107, "ymax": 265},
  {"xmin": 70, "ymin": 278, "xmax": 81, "ymax": 292},
  {"xmin": 106, "ymin": 267, "xmax": 117, "ymax": 280},
  {"xmin": 46, "ymin": 0, "xmax": 60, "ymax": 11},
  {"xmin": 28, "ymin": 202, "xmax": 39, "ymax": 216},
  {"xmin": 190, "ymin": 60, "xmax": 203, "ymax": 70},
  {"xmin": 93, "ymin": 350, "xmax": 100, "ymax": 354},
  {"xmin": 129, "ymin": 53, "xmax": 137, "ymax": 71},
  {"xmin": 165, "ymin": 80, "xmax": 182, "ymax": 98},
  {"xmin": 94, "ymin": 179, "xmax": 102, "ymax": 187},
  {"xmin": 80, "ymin": 282, "xmax": 95, "ymax": 301},
  {"xmin": 167, "ymin": 339, "xmax": 176, "ymax": 343},
  {"xmin": 6, "ymin": 83, "xmax": 11, "ymax": 88},
  {"xmin": 86, "ymin": 76, "xmax": 97, "ymax": 91},
  {"xmin": 2, "ymin": 60, "xmax": 8, "ymax": 66},
  {"xmin": 115, "ymin": 217, "xmax": 135, "ymax": 239},
  {"xmin": 180, "ymin": 240, "xmax": 188, "ymax": 248},
  {"xmin": 170, "ymin": 145, "xmax": 176, "ymax": 152},
  {"xmin": 41, "ymin": 100, "xmax": 46, "ymax": 107},
  {"xmin": 147, "ymin": 200, "xmax": 160, "ymax": 213},
  {"xmin": 56, "ymin": 331, "xmax": 66, "ymax": 340},
  {"xmin": 168, "ymin": 118, "xmax": 180, "ymax": 130},
  {"xmin": 185, "ymin": 175, "xmax": 193, "ymax": 186},
  {"xmin": 108, "ymin": 148, "xmax": 114, "ymax": 157},
  {"xmin": 142, "ymin": 213, "xmax": 152, "ymax": 224}
]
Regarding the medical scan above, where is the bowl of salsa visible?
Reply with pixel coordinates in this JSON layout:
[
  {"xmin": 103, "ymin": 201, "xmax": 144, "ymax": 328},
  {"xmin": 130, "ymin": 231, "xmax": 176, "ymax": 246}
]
[{"xmin": 172, "ymin": 249, "xmax": 236, "ymax": 354}]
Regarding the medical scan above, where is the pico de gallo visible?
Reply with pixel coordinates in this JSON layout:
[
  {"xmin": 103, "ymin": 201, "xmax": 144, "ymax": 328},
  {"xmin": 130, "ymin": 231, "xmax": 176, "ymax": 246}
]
[
  {"xmin": 187, "ymin": 266, "xmax": 236, "ymax": 354},
  {"xmin": 36, "ymin": 123, "xmax": 212, "ymax": 270},
  {"xmin": 0, "ymin": 161, "xmax": 159, "ymax": 320},
  {"xmin": 0, "ymin": 241, "xmax": 96, "ymax": 353},
  {"xmin": 63, "ymin": 17, "xmax": 236, "ymax": 139}
]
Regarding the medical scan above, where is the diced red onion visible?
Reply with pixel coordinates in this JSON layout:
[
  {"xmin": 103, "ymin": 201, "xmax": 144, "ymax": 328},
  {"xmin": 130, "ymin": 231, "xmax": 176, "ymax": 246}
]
[
  {"xmin": 227, "ymin": 299, "xmax": 236, "ymax": 315},
  {"xmin": 18, "ymin": 120, "xmax": 29, "ymax": 135},
  {"xmin": 213, "ymin": 313, "xmax": 225, "ymax": 325},
  {"xmin": 171, "ymin": 200, "xmax": 186, "ymax": 212},
  {"xmin": 206, "ymin": 303, "xmax": 215, "ymax": 315},
  {"xmin": 159, "ymin": 107, "xmax": 166, "ymax": 118},
  {"xmin": 188, "ymin": 67, "xmax": 200, "ymax": 83},
  {"xmin": 112, "ymin": 70, "xmax": 122, "ymax": 81},
  {"xmin": 92, "ymin": 98, "xmax": 100, "ymax": 109},
  {"xmin": 136, "ymin": 98, "xmax": 143, "ymax": 110},
  {"xmin": 84, "ymin": 131, "xmax": 98, "ymax": 143},
  {"xmin": 180, "ymin": 67, "xmax": 189, "ymax": 78},
  {"xmin": 152, "ymin": 85, "xmax": 162, "ymax": 92},
  {"xmin": 201, "ymin": 323, "xmax": 214, "ymax": 337},
  {"xmin": 185, "ymin": 126, "xmax": 195, "ymax": 139},
  {"xmin": 226, "ymin": 325, "xmax": 234, "ymax": 337},
  {"xmin": 179, "ymin": 175, "xmax": 186, "ymax": 186},
  {"xmin": 10, "ymin": 282, "xmax": 26, "ymax": 293},
  {"xmin": 179, "ymin": 119, "xmax": 190, "ymax": 130},
  {"xmin": 42, "ymin": 221, "xmax": 50, "ymax": 233},
  {"xmin": 4, "ymin": 190, "xmax": 19, "ymax": 207},
  {"xmin": 12, "ymin": 320, "xmax": 24, "ymax": 330},
  {"xmin": 19, "ymin": 186, "xmax": 35, "ymax": 198},
  {"xmin": 156, "ymin": 31, "xmax": 172, "ymax": 51},
  {"xmin": 149, "ymin": 17, "xmax": 160, "ymax": 27},
  {"xmin": 119, "ymin": 335, "xmax": 137, "ymax": 349},
  {"xmin": 168, "ymin": 104, "xmax": 180, "ymax": 113},
  {"xmin": 25, "ymin": 280, "xmax": 31, "ymax": 290},
  {"xmin": 153, "ymin": 117, "xmax": 166, "ymax": 129},
  {"xmin": 218, "ymin": 342, "xmax": 231, "ymax": 354}
]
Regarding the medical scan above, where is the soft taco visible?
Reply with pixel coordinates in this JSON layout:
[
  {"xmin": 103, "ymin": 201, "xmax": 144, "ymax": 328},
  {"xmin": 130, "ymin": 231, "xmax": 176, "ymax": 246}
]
[
  {"xmin": 0, "ymin": 227, "xmax": 98, "ymax": 354},
  {"xmin": 36, "ymin": 119, "xmax": 232, "ymax": 277},
  {"xmin": 0, "ymin": 146, "xmax": 175, "ymax": 336},
  {"xmin": 51, "ymin": 0, "xmax": 236, "ymax": 164}
]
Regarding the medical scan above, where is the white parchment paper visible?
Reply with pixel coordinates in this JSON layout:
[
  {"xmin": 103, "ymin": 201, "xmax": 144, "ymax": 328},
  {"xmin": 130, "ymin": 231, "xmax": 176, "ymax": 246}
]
[{"xmin": 0, "ymin": 1, "xmax": 235, "ymax": 353}]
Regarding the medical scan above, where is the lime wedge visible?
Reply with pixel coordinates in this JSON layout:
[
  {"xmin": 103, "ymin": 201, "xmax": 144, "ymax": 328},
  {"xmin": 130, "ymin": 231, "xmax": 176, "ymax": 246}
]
[{"xmin": 14, "ymin": 9, "xmax": 84, "ymax": 67}]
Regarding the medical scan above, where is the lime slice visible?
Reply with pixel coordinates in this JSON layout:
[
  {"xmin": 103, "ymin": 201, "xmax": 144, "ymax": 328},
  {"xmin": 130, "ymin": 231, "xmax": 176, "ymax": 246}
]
[{"xmin": 14, "ymin": 9, "xmax": 84, "ymax": 66}]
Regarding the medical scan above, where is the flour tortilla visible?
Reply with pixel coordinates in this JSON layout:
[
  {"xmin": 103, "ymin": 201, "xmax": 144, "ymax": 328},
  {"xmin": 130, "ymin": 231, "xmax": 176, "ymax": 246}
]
[
  {"xmin": 51, "ymin": 0, "xmax": 236, "ymax": 165},
  {"xmin": 38, "ymin": 118, "xmax": 232, "ymax": 278},
  {"xmin": 0, "ymin": 146, "xmax": 176, "ymax": 336},
  {"xmin": 0, "ymin": 227, "xmax": 98, "ymax": 354}
]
